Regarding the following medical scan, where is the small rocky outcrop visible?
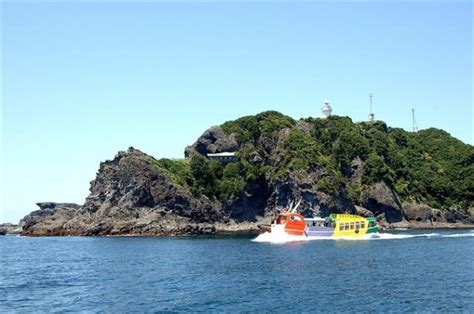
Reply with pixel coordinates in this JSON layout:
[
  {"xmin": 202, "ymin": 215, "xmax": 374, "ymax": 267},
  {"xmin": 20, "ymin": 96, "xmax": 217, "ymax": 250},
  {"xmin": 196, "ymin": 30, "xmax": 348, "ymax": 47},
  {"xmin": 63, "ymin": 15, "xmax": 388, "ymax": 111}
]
[
  {"xmin": 0, "ymin": 223, "xmax": 21, "ymax": 235},
  {"xmin": 21, "ymin": 202, "xmax": 86, "ymax": 236},
  {"xmin": 445, "ymin": 208, "xmax": 474, "ymax": 225},
  {"xmin": 184, "ymin": 126, "xmax": 239, "ymax": 157},
  {"xmin": 403, "ymin": 203, "xmax": 443, "ymax": 223},
  {"xmin": 401, "ymin": 202, "xmax": 474, "ymax": 228}
]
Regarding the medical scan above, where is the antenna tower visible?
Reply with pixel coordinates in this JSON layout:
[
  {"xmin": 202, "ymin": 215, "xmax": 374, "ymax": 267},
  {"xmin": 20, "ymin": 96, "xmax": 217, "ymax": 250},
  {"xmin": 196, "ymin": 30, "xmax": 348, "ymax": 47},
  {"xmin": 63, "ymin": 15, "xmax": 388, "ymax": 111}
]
[
  {"xmin": 412, "ymin": 108, "xmax": 418, "ymax": 132},
  {"xmin": 368, "ymin": 93, "xmax": 375, "ymax": 122}
]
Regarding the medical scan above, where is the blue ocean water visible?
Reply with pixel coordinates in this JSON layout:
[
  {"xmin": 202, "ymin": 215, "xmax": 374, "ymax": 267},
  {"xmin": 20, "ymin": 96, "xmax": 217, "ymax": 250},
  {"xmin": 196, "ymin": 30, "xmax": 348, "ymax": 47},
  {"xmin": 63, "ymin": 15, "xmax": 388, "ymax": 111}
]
[{"xmin": 1, "ymin": 230, "xmax": 473, "ymax": 312}]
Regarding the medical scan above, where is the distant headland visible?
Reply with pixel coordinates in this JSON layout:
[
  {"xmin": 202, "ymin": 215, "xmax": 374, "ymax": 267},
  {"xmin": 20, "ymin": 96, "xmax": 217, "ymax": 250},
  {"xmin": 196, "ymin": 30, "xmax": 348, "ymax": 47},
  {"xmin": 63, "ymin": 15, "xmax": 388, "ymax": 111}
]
[{"xmin": 17, "ymin": 111, "xmax": 474, "ymax": 236}]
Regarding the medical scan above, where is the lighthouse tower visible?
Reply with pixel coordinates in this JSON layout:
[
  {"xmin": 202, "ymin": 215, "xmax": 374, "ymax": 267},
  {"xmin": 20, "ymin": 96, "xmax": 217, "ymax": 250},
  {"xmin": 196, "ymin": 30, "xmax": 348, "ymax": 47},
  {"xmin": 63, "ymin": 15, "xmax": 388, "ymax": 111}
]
[{"xmin": 321, "ymin": 99, "xmax": 332, "ymax": 118}]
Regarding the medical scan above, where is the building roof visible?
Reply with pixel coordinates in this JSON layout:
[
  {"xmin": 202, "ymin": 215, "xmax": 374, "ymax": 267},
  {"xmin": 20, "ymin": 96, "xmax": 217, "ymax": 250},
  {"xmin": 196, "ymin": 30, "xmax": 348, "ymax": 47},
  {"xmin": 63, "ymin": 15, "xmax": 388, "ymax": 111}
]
[{"xmin": 206, "ymin": 152, "xmax": 237, "ymax": 157}]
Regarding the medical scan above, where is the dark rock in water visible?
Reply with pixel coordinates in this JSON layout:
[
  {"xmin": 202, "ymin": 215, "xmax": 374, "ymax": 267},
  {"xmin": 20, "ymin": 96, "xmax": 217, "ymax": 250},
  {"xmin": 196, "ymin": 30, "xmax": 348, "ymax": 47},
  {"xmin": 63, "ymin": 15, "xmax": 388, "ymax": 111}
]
[
  {"xmin": 0, "ymin": 223, "xmax": 21, "ymax": 234},
  {"xmin": 445, "ymin": 209, "xmax": 474, "ymax": 224},
  {"xmin": 183, "ymin": 224, "xmax": 216, "ymax": 235},
  {"xmin": 21, "ymin": 203, "xmax": 86, "ymax": 236}
]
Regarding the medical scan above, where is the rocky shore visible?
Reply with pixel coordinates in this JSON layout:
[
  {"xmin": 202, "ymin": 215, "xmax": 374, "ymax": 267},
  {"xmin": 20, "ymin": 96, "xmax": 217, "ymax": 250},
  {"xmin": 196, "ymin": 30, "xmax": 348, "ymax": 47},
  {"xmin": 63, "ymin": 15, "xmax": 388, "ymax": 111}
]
[
  {"xmin": 0, "ymin": 223, "xmax": 21, "ymax": 235},
  {"xmin": 17, "ymin": 112, "xmax": 474, "ymax": 236},
  {"xmin": 18, "ymin": 147, "xmax": 473, "ymax": 236}
]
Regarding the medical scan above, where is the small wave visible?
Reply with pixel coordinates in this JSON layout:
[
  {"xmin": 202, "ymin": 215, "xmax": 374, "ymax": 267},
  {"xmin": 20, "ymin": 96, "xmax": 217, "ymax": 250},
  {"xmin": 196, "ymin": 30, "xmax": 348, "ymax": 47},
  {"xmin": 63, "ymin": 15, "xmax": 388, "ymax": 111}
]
[
  {"xmin": 442, "ymin": 233, "xmax": 474, "ymax": 238},
  {"xmin": 252, "ymin": 231, "xmax": 474, "ymax": 243},
  {"xmin": 375, "ymin": 232, "xmax": 474, "ymax": 240},
  {"xmin": 252, "ymin": 231, "xmax": 310, "ymax": 244}
]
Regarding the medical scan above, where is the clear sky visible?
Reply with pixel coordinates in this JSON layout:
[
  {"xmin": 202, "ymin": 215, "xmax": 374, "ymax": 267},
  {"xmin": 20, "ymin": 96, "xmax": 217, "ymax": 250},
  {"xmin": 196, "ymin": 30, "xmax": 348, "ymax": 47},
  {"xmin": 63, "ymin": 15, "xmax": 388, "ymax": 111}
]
[{"xmin": 1, "ymin": 0, "xmax": 472, "ymax": 223}]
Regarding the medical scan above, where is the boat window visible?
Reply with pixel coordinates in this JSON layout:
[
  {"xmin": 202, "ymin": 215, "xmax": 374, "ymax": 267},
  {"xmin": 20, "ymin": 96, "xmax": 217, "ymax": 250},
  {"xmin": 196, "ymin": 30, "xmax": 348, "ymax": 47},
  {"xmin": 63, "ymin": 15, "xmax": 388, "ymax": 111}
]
[
  {"xmin": 344, "ymin": 224, "xmax": 349, "ymax": 231},
  {"xmin": 361, "ymin": 222, "xmax": 365, "ymax": 229},
  {"xmin": 350, "ymin": 222, "xmax": 355, "ymax": 230},
  {"xmin": 339, "ymin": 224, "xmax": 343, "ymax": 231}
]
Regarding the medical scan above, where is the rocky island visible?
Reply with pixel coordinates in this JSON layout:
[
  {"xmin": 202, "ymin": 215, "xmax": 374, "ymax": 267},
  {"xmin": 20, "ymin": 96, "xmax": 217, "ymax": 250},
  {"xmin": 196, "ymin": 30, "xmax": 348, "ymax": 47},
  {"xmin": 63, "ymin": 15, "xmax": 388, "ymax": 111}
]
[{"xmin": 20, "ymin": 111, "xmax": 474, "ymax": 236}]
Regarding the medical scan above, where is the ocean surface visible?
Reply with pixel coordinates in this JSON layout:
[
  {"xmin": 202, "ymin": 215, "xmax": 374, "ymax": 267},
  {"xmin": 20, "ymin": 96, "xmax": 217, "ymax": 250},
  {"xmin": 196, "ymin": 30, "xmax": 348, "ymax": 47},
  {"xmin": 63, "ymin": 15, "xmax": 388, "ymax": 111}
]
[{"xmin": 1, "ymin": 229, "xmax": 473, "ymax": 312}]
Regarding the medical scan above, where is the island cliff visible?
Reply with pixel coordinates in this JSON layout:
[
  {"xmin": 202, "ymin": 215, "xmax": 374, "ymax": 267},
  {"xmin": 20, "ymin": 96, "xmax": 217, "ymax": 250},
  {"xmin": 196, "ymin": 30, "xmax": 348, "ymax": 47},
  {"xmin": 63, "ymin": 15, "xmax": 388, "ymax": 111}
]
[{"xmin": 21, "ymin": 111, "xmax": 474, "ymax": 236}]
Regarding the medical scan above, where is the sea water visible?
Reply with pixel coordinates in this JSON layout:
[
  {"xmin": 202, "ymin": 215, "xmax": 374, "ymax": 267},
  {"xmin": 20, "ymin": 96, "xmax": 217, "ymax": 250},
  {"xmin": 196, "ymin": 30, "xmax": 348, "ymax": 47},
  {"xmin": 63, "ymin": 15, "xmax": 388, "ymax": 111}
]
[{"xmin": 1, "ymin": 230, "xmax": 473, "ymax": 312}]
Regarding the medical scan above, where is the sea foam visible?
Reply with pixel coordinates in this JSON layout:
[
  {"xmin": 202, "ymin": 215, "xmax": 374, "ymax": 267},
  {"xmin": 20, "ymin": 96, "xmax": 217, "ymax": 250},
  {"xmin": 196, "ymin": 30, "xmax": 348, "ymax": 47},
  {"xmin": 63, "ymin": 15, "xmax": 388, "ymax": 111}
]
[{"xmin": 252, "ymin": 230, "xmax": 474, "ymax": 243}]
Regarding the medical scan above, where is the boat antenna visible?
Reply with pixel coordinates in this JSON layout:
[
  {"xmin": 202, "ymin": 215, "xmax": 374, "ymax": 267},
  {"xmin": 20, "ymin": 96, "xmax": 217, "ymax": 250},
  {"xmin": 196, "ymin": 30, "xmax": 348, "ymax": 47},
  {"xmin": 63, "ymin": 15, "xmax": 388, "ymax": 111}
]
[
  {"xmin": 288, "ymin": 200, "xmax": 294, "ymax": 212},
  {"xmin": 291, "ymin": 198, "xmax": 303, "ymax": 213}
]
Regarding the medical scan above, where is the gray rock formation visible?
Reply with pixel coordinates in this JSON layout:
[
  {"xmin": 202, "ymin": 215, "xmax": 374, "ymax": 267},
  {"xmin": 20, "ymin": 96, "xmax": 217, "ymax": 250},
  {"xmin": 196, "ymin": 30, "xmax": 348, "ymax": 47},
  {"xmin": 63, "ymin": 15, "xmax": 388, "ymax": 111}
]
[
  {"xmin": 84, "ymin": 147, "xmax": 220, "ymax": 222},
  {"xmin": 21, "ymin": 202, "xmax": 85, "ymax": 236},
  {"xmin": 362, "ymin": 181, "xmax": 407, "ymax": 225},
  {"xmin": 269, "ymin": 171, "xmax": 355, "ymax": 218},
  {"xmin": 224, "ymin": 178, "xmax": 272, "ymax": 222},
  {"xmin": 398, "ymin": 202, "xmax": 474, "ymax": 229},
  {"xmin": 184, "ymin": 126, "xmax": 239, "ymax": 157},
  {"xmin": 21, "ymin": 148, "xmax": 227, "ymax": 236},
  {"xmin": 0, "ymin": 223, "xmax": 21, "ymax": 235},
  {"xmin": 403, "ymin": 203, "xmax": 443, "ymax": 223}
]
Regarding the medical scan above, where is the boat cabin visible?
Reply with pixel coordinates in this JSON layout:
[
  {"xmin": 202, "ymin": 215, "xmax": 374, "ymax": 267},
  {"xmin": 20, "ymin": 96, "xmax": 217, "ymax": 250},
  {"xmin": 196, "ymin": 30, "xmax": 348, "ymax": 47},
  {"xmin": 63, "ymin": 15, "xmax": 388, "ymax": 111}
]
[
  {"xmin": 304, "ymin": 217, "xmax": 335, "ymax": 228},
  {"xmin": 273, "ymin": 212, "xmax": 306, "ymax": 236}
]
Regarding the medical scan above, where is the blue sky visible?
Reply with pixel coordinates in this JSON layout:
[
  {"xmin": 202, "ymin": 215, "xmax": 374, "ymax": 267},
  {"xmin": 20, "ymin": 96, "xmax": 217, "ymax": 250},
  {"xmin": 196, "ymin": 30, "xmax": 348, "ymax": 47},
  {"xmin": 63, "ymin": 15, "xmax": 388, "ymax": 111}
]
[{"xmin": 1, "ymin": 1, "xmax": 472, "ymax": 223}]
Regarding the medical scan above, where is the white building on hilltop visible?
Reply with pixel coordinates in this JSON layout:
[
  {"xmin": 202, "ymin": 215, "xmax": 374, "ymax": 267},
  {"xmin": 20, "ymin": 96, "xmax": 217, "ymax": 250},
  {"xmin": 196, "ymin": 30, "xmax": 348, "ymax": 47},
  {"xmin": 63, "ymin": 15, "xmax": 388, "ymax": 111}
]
[
  {"xmin": 321, "ymin": 99, "xmax": 332, "ymax": 118},
  {"xmin": 206, "ymin": 152, "xmax": 238, "ymax": 163}
]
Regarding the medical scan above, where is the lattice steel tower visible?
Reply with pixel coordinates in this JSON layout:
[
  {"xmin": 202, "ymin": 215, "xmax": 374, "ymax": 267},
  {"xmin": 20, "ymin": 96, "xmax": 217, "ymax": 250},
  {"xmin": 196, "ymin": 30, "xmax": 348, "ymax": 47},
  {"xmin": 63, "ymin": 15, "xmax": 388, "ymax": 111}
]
[
  {"xmin": 412, "ymin": 109, "xmax": 418, "ymax": 132},
  {"xmin": 368, "ymin": 93, "xmax": 375, "ymax": 122}
]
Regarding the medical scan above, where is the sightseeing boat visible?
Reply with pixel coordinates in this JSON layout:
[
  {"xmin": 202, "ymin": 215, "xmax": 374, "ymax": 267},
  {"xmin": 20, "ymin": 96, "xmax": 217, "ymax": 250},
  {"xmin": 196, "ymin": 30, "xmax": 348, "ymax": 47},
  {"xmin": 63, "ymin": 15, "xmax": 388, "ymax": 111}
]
[
  {"xmin": 260, "ymin": 209, "xmax": 378, "ymax": 239},
  {"xmin": 303, "ymin": 214, "xmax": 378, "ymax": 238}
]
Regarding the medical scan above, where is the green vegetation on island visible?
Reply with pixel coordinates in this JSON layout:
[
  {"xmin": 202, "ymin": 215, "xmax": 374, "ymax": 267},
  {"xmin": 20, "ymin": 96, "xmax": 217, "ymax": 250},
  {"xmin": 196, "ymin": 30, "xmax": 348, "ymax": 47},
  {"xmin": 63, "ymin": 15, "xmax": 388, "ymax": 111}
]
[{"xmin": 156, "ymin": 111, "xmax": 473, "ymax": 211}]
